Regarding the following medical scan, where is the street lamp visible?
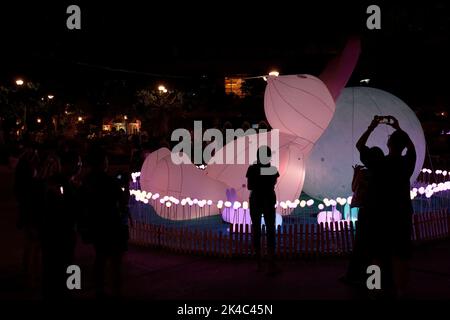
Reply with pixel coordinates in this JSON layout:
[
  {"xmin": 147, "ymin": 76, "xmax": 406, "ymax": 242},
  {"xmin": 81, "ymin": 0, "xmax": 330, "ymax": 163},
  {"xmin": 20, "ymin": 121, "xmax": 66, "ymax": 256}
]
[
  {"xmin": 36, "ymin": 118, "xmax": 42, "ymax": 124},
  {"xmin": 15, "ymin": 78, "xmax": 27, "ymax": 133},
  {"xmin": 158, "ymin": 85, "xmax": 168, "ymax": 93},
  {"xmin": 263, "ymin": 70, "xmax": 279, "ymax": 81},
  {"xmin": 268, "ymin": 70, "xmax": 279, "ymax": 77},
  {"xmin": 78, "ymin": 116, "xmax": 83, "ymax": 122},
  {"xmin": 360, "ymin": 78, "xmax": 370, "ymax": 84},
  {"xmin": 47, "ymin": 94, "xmax": 54, "ymax": 100}
]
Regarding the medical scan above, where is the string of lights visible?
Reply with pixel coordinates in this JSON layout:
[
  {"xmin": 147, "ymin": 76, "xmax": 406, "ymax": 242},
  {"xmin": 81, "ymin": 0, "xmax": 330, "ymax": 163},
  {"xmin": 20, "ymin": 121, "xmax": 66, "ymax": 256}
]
[{"xmin": 72, "ymin": 60, "xmax": 279, "ymax": 81}]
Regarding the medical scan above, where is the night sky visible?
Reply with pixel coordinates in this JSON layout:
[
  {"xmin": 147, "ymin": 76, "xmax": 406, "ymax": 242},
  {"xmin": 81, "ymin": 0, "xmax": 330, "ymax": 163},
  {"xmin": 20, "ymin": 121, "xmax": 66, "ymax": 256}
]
[{"xmin": 1, "ymin": 1, "xmax": 450, "ymax": 116}]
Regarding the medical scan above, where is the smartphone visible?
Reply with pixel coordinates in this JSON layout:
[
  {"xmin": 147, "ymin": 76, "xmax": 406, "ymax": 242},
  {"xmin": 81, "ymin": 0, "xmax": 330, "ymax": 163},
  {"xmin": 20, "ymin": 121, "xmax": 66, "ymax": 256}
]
[{"xmin": 379, "ymin": 117, "xmax": 390, "ymax": 124}]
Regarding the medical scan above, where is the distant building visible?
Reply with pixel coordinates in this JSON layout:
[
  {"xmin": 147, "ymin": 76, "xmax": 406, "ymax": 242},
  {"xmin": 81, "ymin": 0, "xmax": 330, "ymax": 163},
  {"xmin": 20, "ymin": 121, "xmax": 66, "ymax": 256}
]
[
  {"xmin": 224, "ymin": 76, "xmax": 247, "ymax": 98},
  {"xmin": 102, "ymin": 117, "xmax": 141, "ymax": 134}
]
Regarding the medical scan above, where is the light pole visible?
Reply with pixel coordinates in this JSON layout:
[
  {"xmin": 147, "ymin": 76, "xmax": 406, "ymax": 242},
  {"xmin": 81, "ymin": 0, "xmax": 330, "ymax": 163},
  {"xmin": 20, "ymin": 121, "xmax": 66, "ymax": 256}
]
[
  {"xmin": 158, "ymin": 85, "xmax": 168, "ymax": 94},
  {"xmin": 15, "ymin": 79, "xmax": 27, "ymax": 133}
]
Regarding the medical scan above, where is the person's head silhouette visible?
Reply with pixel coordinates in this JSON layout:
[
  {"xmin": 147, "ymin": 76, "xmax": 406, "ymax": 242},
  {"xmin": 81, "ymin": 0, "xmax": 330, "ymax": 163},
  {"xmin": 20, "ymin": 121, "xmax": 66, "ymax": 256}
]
[
  {"xmin": 257, "ymin": 145, "xmax": 271, "ymax": 166},
  {"xmin": 369, "ymin": 146, "xmax": 384, "ymax": 162},
  {"xmin": 387, "ymin": 130, "xmax": 409, "ymax": 155}
]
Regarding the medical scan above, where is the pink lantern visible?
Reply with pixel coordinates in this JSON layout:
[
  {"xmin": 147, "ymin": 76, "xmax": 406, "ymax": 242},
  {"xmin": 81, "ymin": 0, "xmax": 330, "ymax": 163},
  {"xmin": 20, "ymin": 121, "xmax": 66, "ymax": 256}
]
[
  {"xmin": 264, "ymin": 74, "xmax": 335, "ymax": 153},
  {"xmin": 205, "ymin": 132, "xmax": 306, "ymax": 207},
  {"xmin": 140, "ymin": 148, "xmax": 228, "ymax": 220}
]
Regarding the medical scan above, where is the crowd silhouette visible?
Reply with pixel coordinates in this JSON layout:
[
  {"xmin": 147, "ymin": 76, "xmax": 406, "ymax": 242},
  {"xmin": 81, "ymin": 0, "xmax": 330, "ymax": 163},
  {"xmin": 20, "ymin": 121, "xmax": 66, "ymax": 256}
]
[{"xmin": 14, "ymin": 139, "xmax": 131, "ymax": 299}]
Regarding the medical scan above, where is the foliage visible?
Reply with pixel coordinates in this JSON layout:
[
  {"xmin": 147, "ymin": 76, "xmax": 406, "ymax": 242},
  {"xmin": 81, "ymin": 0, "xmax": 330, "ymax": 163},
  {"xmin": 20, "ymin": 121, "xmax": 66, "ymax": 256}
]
[{"xmin": 135, "ymin": 88, "xmax": 184, "ymax": 137}]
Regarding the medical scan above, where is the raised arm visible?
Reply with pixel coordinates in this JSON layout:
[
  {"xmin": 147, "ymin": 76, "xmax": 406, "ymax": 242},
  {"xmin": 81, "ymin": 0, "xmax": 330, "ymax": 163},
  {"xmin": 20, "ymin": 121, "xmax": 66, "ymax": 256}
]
[{"xmin": 356, "ymin": 117, "xmax": 379, "ymax": 152}]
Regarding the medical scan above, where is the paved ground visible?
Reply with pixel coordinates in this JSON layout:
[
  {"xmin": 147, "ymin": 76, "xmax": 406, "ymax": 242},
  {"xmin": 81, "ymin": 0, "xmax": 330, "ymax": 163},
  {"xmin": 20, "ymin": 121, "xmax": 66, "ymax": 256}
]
[{"xmin": 1, "ymin": 165, "xmax": 450, "ymax": 301}]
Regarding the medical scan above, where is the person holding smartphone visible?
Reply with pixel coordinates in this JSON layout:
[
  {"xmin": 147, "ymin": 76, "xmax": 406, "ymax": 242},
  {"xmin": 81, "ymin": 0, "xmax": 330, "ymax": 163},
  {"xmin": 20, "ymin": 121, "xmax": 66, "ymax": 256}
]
[{"xmin": 355, "ymin": 115, "xmax": 416, "ymax": 298}]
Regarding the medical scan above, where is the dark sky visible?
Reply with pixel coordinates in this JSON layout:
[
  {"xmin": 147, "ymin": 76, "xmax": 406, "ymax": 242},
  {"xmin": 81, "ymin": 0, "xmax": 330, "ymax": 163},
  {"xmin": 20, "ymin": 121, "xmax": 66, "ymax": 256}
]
[{"xmin": 1, "ymin": 1, "xmax": 450, "ymax": 113}]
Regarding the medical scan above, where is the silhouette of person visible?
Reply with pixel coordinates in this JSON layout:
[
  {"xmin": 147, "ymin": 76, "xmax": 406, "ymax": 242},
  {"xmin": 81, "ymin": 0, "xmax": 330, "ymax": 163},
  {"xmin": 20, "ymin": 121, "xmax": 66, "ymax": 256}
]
[
  {"xmin": 355, "ymin": 115, "xmax": 416, "ymax": 297},
  {"xmin": 246, "ymin": 146, "xmax": 279, "ymax": 274},
  {"xmin": 382, "ymin": 117, "xmax": 416, "ymax": 297},
  {"xmin": 343, "ymin": 144, "xmax": 384, "ymax": 286},
  {"xmin": 14, "ymin": 143, "xmax": 41, "ymax": 288},
  {"xmin": 38, "ymin": 149, "xmax": 80, "ymax": 300},
  {"xmin": 80, "ymin": 146, "xmax": 129, "ymax": 298}
]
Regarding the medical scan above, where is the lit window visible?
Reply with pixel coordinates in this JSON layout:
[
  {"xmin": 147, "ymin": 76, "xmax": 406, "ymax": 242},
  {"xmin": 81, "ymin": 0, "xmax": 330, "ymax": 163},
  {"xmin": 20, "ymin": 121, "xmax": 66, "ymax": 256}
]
[{"xmin": 224, "ymin": 77, "xmax": 245, "ymax": 97}]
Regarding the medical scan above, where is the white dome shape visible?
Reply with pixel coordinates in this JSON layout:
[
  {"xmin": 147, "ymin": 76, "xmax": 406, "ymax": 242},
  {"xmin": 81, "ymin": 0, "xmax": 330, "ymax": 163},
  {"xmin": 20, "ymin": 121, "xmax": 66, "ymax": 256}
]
[{"xmin": 303, "ymin": 87, "xmax": 426, "ymax": 200}]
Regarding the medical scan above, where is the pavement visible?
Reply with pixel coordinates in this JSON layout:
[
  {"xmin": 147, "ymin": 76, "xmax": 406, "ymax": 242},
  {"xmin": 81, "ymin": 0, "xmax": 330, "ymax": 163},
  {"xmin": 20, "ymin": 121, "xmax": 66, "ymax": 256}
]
[{"xmin": 1, "ymin": 164, "xmax": 450, "ymax": 301}]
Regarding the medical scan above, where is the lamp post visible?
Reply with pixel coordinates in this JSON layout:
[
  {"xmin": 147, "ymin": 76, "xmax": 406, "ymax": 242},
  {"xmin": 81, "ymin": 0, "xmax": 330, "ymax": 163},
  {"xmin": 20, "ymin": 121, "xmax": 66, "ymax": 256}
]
[
  {"xmin": 158, "ymin": 85, "xmax": 168, "ymax": 94},
  {"xmin": 15, "ymin": 79, "xmax": 27, "ymax": 133}
]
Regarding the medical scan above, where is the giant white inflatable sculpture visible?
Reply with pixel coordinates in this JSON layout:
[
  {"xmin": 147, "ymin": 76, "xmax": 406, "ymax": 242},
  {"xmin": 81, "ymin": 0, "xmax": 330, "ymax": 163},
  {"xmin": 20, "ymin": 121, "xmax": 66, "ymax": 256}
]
[
  {"xmin": 139, "ymin": 37, "xmax": 426, "ymax": 220},
  {"xmin": 141, "ymin": 74, "xmax": 336, "ymax": 219}
]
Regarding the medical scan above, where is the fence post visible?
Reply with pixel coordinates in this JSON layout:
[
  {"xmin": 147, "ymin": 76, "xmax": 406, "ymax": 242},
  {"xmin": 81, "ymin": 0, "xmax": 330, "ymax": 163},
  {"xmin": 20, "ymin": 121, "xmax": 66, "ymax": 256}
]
[
  {"xmin": 244, "ymin": 224, "xmax": 250, "ymax": 257},
  {"xmin": 229, "ymin": 227, "xmax": 233, "ymax": 258},
  {"xmin": 438, "ymin": 211, "xmax": 444, "ymax": 238},
  {"xmin": 239, "ymin": 224, "xmax": 244, "ymax": 257},
  {"xmin": 432, "ymin": 213, "xmax": 437, "ymax": 240},
  {"xmin": 303, "ymin": 224, "xmax": 308, "ymax": 257},
  {"xmin": 288, "ymin": 225, "xmax": 293, "ymax": 259},
  {"xmin": 317, "ymin": 222, "xmax": 323, "ymax": 256},
  {"xmin": 447, "ymin": 212, "xmax": 450, "ymax": 238},
  {"xmin": 349, "ymin": 221, "xmax": 355, "ymax": 251},
  {"xmin": 325, "ymin": 222, "xmax": 330, "ymax": 255},
  {"xmin": 339, "ymin": 221, "xmax": 347, "ymax": 254},
  {"xmin": 151, "ymin": 224, "xmax": 155, "ymax": 247},
  {"xmin": 218, "ymin": 231, "xmax": 223, "ymax": 257},
  {"xmin": 277, "ymin": 225, "xmax": 281, "ymax": 259},
  {"xmin": 310, "ymin": 224, "xmax": 315, "ymax": 257},
  {"xmin": 343, "ymin": 221, "xmax": 350, "ymax": 253},
  {"xmin": 293, "ymin": 224, "xmax": 298, "ymax": 258},
  {"xmin": 330, "ymin": 222, "xmax": 336, "ymax": 256},
  {"xmin": 334, "ymin": 221, "xmax": 341, "ymax": 255}
]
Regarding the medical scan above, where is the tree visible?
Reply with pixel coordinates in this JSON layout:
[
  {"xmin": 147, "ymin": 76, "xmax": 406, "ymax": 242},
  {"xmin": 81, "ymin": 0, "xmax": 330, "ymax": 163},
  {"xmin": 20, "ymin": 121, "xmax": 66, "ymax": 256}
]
[
  {"xmin": 0, "ymin": 81, "xmax": 42, "ymax": 135},
  {"xmin": 136, "ymin": 87, "xmax": 184, "ymax": 138}
]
